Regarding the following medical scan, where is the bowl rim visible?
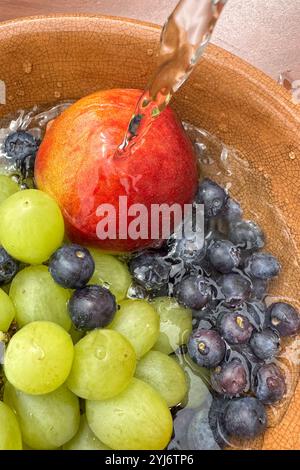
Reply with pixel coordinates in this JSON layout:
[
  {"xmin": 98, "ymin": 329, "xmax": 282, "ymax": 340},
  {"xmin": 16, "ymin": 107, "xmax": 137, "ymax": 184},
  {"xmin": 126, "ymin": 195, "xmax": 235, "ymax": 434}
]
[{"xmin": 0, "ymin": 13, "xmax": 298, "ymax": 120}]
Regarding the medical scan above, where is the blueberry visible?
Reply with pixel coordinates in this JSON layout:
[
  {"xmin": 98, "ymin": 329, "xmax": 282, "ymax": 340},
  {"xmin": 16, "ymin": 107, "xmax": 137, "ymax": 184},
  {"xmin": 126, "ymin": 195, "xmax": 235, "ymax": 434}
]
[
  {"xmin": 187, "ymin": 407, "xmax": 220, "ymax": 450},
  {"xmin": 208, "ymin": 398, "xmax": 231, "ymax": 448},
  {"xmin": 211, "ymin": 359, "xmax": 249, "ymax": 397},
  {"xmin": 223, "ymin": 397, "xmax": 267, "ymax": 440},
  {"xmin": 250, "ymin": 277, "xmax": 268, "ymax": 300},
  {"xmin": 167, "ymin": 234, "xmax": 206, "ymax": 269},
  {"xmin": 218, "ymin": 311, "xmax": 254, "ymax": 345},
  {"xmin": 228, "ymin": 220, "xmax": 265, "ymax": 251},
  {"xmin": 207, "ymin": 240, "xmax": 240, "ymax": 274},
  {"xmin": 168, "ymin": 408, "xmax": 195, "ymax": 450},
  {"xmin": 196, "ymin": 178, "xmax": 228, "ymax": 218},
  {"xmin": 266, "ymin": 302, "xmax": 300, "ymax": 337},
  {"xmin": 68, "ymin": 285, "xmax": 117, "ymax": 330},
  {"xmin": 4, "ymin": 131, "xmax": 40, "ymax": 180},
  {"xmin": 49, "ymin": 244, "xmax": 95, "ymax": 289},
  {"xmin": 245, "ymin": 253, "xmax": 281, "ymax": 280},
  {"xmin": 250, "ymin": 328, "xmax": 280, "ymax": 361},
  {"xmin": 222, "ymin": 198, "xmax": 243, "ymax": 223},
  {"xmin": 174, "ymin": 275, "xmax": 211, "ymax": 310},
  {"xmin": 129, "ymin": 251, "xmax": 171, "ymax": 291},
  {"xmin": 218, "ymin": 273, "xmax": 252, "ymax": 307},
  {"xmin": 187, "ymin": 328, "xmax": 226, "ymax": 368},
  {"xmin": 254, "ymin": 363, "xmax": 286, "ymax": 404},
  {"xmin": 0, "ymin": 247, "xmax": 19, "ymax": 285}
]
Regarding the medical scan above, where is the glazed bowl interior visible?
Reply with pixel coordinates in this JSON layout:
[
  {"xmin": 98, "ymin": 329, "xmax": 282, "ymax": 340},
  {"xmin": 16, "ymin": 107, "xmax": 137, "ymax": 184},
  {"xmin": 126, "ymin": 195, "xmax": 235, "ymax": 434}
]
[{"xmin": 0, "ymin": 14, "xmax": 299, "ymax": 450}]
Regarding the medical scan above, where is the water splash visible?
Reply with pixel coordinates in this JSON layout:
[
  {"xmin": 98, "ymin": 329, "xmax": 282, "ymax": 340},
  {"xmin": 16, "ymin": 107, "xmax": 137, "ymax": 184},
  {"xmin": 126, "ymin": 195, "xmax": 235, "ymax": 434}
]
[{"xmin": 117, "ymin": 0, "xmax": 228, "ymax": 155}]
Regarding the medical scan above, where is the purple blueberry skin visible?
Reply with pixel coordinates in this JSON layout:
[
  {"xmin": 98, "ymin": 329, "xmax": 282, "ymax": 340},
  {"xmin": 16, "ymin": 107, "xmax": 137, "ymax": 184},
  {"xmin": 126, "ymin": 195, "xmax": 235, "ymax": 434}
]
[
  {"xmin": 245, "ymin": 252, "xmax": 281, "ymax": 280},
  {"xmin": 249, "ymin": 328, "xmax": 280, "ymax": 361},
  {"xmin": 68, "ymin": 285, "xmax": 117, "ymax": 331},
  {"xmin": 207, "ymin": 240, "xmax": 240, "ymax": 274},
  {"xmin": 129, "ymin": 251, "xmax": 171, "ymax": 291},
  {"xmin": 266, "ymin": 302, "xmax": 300, "ymax": 337},
  {"xmin": 196, "ymin": 178, "xmax": 228, "ymax": 218},
  {"xmin": 175, "ymin": 275, "xmax": 212, "ymax": 310},
  {"xmin": 49, "ymin": 244, "xmax": 95, "ymax": 289},
  {"xmin": 211, "ymin": 359, "xmax": 249, "ymax": 397},
  {"xmin": 254, "ymin": 363, "xmax": 286, "ymax": 404},
  {"xmin": 218, "ymin": 273, "xmax": 252, "ymax": 307},
  {"xmin": 223, "ymin": 397, "xmax": 267, "ymax": 440},
  {"xmin": 187, "ymin": 328, "xmax": 226, "ymax": 368},
  {"xmin": 228, "ymin": 220, "xmax": 265, "ymax": 251},
  {"xmin": 0, "ymin": 247, "xmax": 19, "ymax": 285},
  {"xmin": 218, "ymin": 311, "xmax": 254, "ymax": 345}
]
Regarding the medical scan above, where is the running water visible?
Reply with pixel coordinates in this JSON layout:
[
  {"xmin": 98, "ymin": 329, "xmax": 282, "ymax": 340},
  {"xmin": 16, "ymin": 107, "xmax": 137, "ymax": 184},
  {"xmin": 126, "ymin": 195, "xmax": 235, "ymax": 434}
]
[{"xmin": 117, "ymin": 0, "xmax": 228, "ymax": 155}]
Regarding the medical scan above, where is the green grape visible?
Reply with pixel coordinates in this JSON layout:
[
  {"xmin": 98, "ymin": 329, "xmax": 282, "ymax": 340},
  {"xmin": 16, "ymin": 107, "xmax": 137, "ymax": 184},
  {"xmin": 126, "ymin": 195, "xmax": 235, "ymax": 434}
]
[
  {"xmin": 9, "ymin": 265, "xmax": 71, "ymax": 331},
  {"xmin": 0, "ymin": 175, "xmax": 19, "ymax": 205},
  {"xmin": 151, "ymin": 297, "xmax": 192, "ymax": 354},
  {"xmin": 175, "ymin": 353, "xmax": 210, "ymax": 409},
  {"xmin": 67, "ymin": 329, "xmax": 136, "ymax": 400},
  {"xmin": 89, "ymin": 249, "xmax": 131, "ymax": 301},
  {"xmin": 108, "ymin": 300, "xmax": 159, "ymax": 358},
  {"xmin": 4, "ymin": 382, "xmax": 80, "ymax": 450},
  {"xmin": 4, "ymin": 321, "xmax": 74, "ymax": 395},
  {"xmin": 0, "ymin": 189, "xmax": 64, "ymax": 264},
  {"xmin": 86, "ymin": 378, "xmax": 172, "ymax": 450},
  {"xmin": 63, "ymin": 414, "xmax": 111, "ymax": 450},
  {"xmin": 0, "ymin": 401, "xmax": 22, "ymax": 450},
  {"xmin": 135, "ymin": 350, "xmax": 187, "ymax": 407},
  {"xmin": 0, "ymin": 287, "xmax": 16, "ymax": 332}
]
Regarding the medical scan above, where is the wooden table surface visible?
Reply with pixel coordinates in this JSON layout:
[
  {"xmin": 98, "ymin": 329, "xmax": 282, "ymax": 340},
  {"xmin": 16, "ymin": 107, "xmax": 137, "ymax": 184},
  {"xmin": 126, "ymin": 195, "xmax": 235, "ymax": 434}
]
[{"xmin": 0, "ymin": 0, "xmax": 299, "ymax": 80}]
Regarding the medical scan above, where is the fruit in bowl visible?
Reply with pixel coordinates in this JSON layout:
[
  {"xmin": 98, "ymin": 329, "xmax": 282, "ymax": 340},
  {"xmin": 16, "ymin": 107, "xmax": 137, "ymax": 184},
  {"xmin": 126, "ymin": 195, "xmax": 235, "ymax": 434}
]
[{"xmin": 35, "ymin": 89, "xmax": 198, "ymax": 252}]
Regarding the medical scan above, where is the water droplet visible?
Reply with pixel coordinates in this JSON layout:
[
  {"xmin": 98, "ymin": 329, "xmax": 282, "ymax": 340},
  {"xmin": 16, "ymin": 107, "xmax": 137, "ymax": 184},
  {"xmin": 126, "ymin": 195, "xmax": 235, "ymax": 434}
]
[
  {"xmin": 8, "ymin": 95, "xmax": 13, "ymax": 101},
  {"xmin": 95, "ymin": 347, "xmax": 107, "ymax": 360},
  {"xmin": 56, "ymin": 81, "xmax": 62, "ymax": 88},
  {"xmin": 31, "ymin": 342, "xmax": 45, "ymax": 360},
  {"xmin": 23, "ymin": 61, "xmax": 32, "ymax": 74},
  {"xmin": 147, "ymin": 48, "xmax": 153, "ymax": 57},
  {"xmin": 54, "ymin": 91, "xmax": 61, "ymax": 99},
  {"xmin": 289, "ymin": 151, "xmax": 296, "ymax": 160}
]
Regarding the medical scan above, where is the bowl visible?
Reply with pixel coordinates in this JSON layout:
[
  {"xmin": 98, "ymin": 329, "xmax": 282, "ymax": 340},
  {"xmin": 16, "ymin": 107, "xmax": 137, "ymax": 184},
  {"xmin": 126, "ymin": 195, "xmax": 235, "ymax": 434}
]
[{"xmin": 0, "ymin": 14, "xmax": 299, "ymax": 450}]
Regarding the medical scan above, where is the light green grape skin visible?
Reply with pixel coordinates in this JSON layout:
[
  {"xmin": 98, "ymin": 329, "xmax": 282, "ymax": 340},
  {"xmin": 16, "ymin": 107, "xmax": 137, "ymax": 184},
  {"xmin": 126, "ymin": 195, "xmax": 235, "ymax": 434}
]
[
  {"xmin": 88, "ymin": 248, "xmax": 131, "ymax": 301},
  {"xmin": 135, "ymin": 350, "xmax": 187, "ymax": 407},
  {"xmin": 67, "ymin": 329, "xmax": 136, "ymax": 400},
  {"xmin": 0, "ymin": 189, "xmax": 64, "ymax": 264},
  {"xmin": 108, "ymin": 300, "xmax": 159, "ymax": 358},
  {"xmin": 86, "ymin": 378, "xmax": 173, "ymax": 450},
  {"xmin": 4, "ymin": 321, "xmax": 74, "ymax": 395},
  {"xmin": 63, "ymin": 415, "xmax": 111, "ymax": 450},
  {"xmin": 151, "ymin": 297, "xmax": 192, "ymax": 355},
  {"xmin": 0, "ymin": 287, "xmax": 16, "ymax": 332},
  {"xmin": 0, "ymin": 175, "xmax": 19, "ymax": 205},
  {"xmin": 175, "ymin": 353, "xmax": 210, "ymax": 409},
  {"xmin": 4, "ymin": 382, "xmax": 80, "ymax": 450},
  {"xmin": 0, "ymin": 401, "xmax": 22, "ymax": 450},
  {"xmin": 9, "ymin": 265, "xmax": 71, "ymax": 331}
]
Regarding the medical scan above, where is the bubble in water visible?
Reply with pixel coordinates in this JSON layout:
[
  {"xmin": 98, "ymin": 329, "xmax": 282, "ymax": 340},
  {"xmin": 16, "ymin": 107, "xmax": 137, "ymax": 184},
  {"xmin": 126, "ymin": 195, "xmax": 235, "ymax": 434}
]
[
  {"xmin": 289, "ymin": 151, "xmax": 296, "ymax": 161},
  {"xmin": 147, "ymin": 49, "xmax": 154, "ymax": 57},
  {"xmin": 54, "ymin": 91, "xmax": 61, "ymax": 99},
  {"xmin": 56, "ymin": 82, "xmax": 62, "ymax": 88},
  {"xmin": 23, "ymin": 61, "xmax": 32, "ymax": 74}
]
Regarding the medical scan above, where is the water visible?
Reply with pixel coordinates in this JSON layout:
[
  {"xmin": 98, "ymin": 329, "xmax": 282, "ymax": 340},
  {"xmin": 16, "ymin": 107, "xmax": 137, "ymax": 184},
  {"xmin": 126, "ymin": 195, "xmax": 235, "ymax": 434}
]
[
  {"xmin": 278, "ymin": 68, "xmax": 300, "ymax": 104},
  {"xmin": 0, "ymin": 103, "xmax": 299, "ymax": 450},
  {"xmin": 117, "ymin": 0, "xmax": 227, "ymax": 155}
]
